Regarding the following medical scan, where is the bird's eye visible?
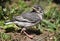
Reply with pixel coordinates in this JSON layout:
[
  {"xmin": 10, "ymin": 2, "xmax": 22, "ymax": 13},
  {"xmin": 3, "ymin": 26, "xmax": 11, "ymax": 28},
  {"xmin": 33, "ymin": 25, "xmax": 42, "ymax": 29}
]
[
  {"xmin": 40, "ymin": 11, "xmax": 42, "ymax": 13},
  {"xmin": 36, "ymin": 7, "xmax": 39, "ymax": 9},
  {"xmin": 34, "ymin": 7, "xmax": 39, "ymax": 9}
]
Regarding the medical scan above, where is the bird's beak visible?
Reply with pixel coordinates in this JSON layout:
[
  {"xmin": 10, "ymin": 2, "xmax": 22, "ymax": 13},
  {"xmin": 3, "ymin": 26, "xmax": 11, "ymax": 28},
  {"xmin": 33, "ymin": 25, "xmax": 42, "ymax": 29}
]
[
  {"xmin": 32, "ymin": 7, "xmax": 37, "ymax": 10},
  {"xmin": 32, "ymin": 7, "xmax": 40, "ymax": 13}
]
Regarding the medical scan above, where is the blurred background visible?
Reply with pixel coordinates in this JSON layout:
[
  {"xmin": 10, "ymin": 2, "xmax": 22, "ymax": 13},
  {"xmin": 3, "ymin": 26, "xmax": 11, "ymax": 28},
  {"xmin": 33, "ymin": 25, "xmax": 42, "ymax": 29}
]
[{"xmin": 0, "ymin": 0, "xmax": 60, "ymax": 41}]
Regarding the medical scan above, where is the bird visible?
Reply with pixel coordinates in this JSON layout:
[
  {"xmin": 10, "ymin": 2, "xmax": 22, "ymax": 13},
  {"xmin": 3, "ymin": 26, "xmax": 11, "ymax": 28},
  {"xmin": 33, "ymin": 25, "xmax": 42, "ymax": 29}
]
[{"xmin": 5, "ymin": 5, "xmax": 44, "ymax": 39}]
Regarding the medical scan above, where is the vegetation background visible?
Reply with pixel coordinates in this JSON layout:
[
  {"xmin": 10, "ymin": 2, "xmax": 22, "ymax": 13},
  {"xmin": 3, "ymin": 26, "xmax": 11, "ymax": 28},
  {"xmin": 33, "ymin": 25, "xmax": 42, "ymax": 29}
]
[{"xmin": 0, "ymin": 0, "xmax": 60, "ymax": 41}]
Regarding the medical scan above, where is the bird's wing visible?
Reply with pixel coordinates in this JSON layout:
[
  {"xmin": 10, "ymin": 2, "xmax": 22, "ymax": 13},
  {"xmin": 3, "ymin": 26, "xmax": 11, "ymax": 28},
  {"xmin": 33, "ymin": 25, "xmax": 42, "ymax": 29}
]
[{"xmin": 13, "ymin": 12, "xmax": 41, "ymax": 23}]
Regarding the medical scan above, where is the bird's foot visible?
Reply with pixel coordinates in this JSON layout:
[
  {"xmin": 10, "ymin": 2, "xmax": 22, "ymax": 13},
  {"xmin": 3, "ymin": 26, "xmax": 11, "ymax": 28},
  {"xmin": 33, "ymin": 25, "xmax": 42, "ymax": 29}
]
[
  {"xmin": 26, "ymin": 34, "xmax": 34, "ymax": 39},
  {"xmin": 21, "ymin": 28, "xmax": 34, "ymax": 39},
  {"xmin": 23, "ymin": 31, "xmax": 34, "ymax": 39}
]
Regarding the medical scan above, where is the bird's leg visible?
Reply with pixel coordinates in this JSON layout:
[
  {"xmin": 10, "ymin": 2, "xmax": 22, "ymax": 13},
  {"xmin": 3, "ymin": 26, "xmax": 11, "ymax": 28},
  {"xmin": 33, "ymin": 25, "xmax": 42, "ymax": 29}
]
[
  {"xmin": 21, "ymin": 28, "xmax": 26, "ymax": 33},
  {"xmin": 21, "ymin": 28, "xmax": 34, "ymax": 39}
]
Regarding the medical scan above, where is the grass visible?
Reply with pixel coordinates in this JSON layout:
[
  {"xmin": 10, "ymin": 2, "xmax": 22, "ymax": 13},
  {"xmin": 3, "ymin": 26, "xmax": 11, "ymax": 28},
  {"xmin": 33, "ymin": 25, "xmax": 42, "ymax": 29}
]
[
  {"xmin": 0, "ymin": 0, "xmax": 60, "ymax": 41},
  {"xmin": 0, "ymin": 32, "xmax": 11, "ymax": 41}
]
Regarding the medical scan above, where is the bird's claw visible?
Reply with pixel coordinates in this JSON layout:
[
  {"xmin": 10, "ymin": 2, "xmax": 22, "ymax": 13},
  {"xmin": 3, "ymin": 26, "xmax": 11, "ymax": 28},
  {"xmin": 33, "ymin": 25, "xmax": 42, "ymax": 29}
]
[{"xmin": 21, "ymin": 28, "xmax": 34, "ymax": 39}]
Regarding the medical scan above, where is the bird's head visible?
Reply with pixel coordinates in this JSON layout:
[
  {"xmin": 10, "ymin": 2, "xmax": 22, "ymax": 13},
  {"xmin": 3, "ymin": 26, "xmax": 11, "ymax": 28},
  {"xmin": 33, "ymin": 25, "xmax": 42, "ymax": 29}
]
[
  {"xmin": 32, "ymin": 5, "xmax": 44, "ymax": 20},
  {"xmin": 32, "ymin": 5, "xmax": 44, "ymax": 15}
]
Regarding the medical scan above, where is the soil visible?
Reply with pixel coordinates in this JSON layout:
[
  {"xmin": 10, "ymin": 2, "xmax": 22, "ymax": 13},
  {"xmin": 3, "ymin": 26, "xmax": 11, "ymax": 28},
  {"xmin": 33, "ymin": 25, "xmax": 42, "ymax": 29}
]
[{"xmin": 0, "ymin": 28, "xmax": 55, "ymax": 41}]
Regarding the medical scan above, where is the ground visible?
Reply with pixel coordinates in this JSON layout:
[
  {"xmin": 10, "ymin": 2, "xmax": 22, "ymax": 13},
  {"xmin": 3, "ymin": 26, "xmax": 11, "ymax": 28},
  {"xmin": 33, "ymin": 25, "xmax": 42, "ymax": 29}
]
[{"xmin": 0, "ymin": 28, "xmax": 55, "ymax": 41}]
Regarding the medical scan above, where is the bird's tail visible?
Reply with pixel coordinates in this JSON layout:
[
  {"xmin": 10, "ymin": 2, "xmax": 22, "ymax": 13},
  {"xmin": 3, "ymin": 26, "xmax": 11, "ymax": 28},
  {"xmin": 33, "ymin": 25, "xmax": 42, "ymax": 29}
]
[
  {"xmin": 4, "ymin": 20, "xmax": 14, "ymax": 25},
  {"xmin": 5, "ymin": 22, "xmax": 13, "ymax": 25}
]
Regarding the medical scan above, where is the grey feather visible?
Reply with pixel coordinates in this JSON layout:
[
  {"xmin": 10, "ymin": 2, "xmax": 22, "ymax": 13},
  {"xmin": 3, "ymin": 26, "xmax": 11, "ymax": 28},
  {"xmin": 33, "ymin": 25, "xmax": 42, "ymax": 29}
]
[
  {"xmin": 5, "ymin": 5, "xmax": 44, "ymax": 29},
  {"xmin": 14, "ymin": 12, "xmax": 41, "ymax": 23}
]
